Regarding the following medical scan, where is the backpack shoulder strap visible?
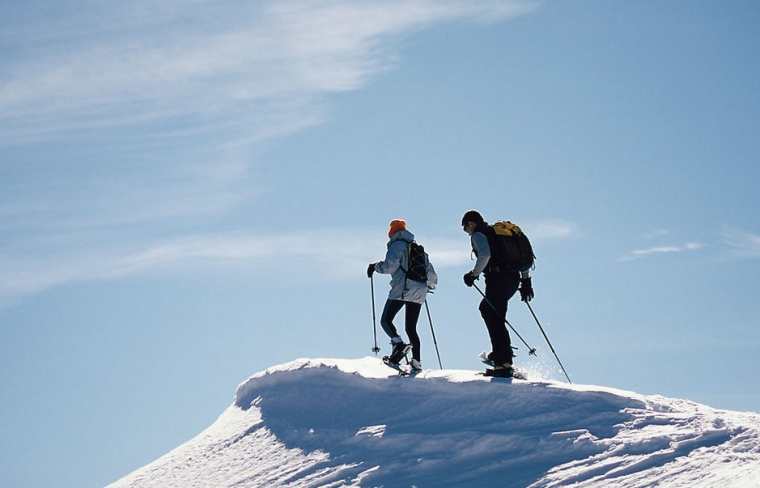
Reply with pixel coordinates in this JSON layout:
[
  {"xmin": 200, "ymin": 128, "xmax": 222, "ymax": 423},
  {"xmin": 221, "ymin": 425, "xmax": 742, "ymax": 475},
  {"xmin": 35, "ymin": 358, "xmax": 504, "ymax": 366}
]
[{"xmin": 398, "ymin": 241, "xmax": 412, "ymax": 273}]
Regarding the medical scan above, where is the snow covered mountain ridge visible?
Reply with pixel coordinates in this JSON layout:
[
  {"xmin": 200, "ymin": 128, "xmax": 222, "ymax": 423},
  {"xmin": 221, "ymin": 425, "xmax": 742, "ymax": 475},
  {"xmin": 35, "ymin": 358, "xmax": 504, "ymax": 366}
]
[{"xmin": 109, "ymin": 358, "xmax": 760, "ymax": 487}]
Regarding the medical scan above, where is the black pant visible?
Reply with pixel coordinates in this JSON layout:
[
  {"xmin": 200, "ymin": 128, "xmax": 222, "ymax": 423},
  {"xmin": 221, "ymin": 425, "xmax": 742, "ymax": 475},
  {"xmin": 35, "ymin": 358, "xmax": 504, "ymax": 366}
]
[
  {"xmin": 380, "ymin": 299, "xmax": 423, "ymax": 361},
  {"xmin": 479, "ymin": 271, "xmax": 520, "ymax": 364}
]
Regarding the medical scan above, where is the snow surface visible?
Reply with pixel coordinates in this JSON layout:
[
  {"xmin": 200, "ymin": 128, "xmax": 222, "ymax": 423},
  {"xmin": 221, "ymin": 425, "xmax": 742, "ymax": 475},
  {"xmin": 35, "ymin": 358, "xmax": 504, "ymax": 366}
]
[{"xmin": 109, "ymin": 357, "xmax": 760, "ymax": 487}]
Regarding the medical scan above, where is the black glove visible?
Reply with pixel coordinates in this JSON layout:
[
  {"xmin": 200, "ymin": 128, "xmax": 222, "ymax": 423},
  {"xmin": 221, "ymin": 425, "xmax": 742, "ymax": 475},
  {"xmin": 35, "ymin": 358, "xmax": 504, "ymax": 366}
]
[
  {"xmin": 367, "ymin": 263, "xmax": 376, "ymax": 278},
  {"xmin": 463, "ymin": 272, "xmax": 477, "ymax": 287},
  {"xmin": 519, "ymin": 277, "xmax": 534, "ymax": 302}
]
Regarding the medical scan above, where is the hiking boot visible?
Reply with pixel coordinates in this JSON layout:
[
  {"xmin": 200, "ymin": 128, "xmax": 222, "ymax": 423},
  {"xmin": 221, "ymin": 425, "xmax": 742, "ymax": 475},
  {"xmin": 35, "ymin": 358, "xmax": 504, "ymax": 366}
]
[
  {"xmin": 484, "ymin": 365, "xmax": 514, "ymax": 378},
  {"xmin": 409, "ymin": 359, "xmax": 422, "ymax": 372},
  {"xmin": 388, "ymin": 341, "xmax": 410, "ymax": 365}
]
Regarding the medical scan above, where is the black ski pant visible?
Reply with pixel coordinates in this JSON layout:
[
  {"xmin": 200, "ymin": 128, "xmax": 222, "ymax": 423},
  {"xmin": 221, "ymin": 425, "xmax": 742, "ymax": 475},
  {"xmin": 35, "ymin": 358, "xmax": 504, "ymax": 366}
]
[
  {"xmin": 479, "ymin": 271, "xmax": 520, "ymax": 365},
  {"xmin": 380, "ymin": 299, "xmax": 422, "ymax": 361}
]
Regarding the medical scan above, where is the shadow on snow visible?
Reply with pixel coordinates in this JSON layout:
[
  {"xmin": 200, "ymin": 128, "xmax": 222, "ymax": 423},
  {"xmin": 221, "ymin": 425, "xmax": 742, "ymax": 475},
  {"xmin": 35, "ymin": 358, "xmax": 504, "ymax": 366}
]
[{"xmin": 235, "ymin": 366, "xmax": 644, "ymax": 487}]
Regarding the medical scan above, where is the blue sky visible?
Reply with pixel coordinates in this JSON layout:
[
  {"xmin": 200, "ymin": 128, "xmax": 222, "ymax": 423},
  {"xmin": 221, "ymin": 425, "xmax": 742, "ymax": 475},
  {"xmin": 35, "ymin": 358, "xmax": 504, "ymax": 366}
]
[{"xmin": 1, "ymin": 1, "xmax": 759, "ymax": 487}]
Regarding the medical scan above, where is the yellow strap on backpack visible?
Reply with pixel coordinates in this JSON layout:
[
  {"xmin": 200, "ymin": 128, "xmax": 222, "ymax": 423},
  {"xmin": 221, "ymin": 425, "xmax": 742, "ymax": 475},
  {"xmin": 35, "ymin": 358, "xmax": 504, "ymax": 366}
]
[{"xmin": 492, "ymin": 220, "xmax": 523, "ymax": 237}]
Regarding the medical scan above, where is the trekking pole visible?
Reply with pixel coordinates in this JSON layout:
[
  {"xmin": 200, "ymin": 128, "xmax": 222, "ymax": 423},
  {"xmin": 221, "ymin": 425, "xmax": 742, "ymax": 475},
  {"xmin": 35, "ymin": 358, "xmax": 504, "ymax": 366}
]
[
  {"xmin": 472, "ymin": 283, "xmax": 537, "ymax": 356},
  {"xmin": 424, "ymin": 299, "xmax": 443, "ymax": 370},
  {"xmin": 525, "ymin": 302, "xmax": 572, "ymax": 383},
  {"xmin": 370, "ymin": 275, "xmax": 380, "ymax": 355}
]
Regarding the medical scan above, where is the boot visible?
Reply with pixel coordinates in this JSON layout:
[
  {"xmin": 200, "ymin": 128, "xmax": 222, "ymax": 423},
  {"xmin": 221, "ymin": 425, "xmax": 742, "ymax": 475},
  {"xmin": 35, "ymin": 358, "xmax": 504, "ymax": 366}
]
[
  {"xmin": 387, "ymin": 340, "xmax": 410, "ymax": 365},
  {"xmin": 484, "ymin": 363, "xmax": 514, "ymax": 378},
  {"xmin": 409, "ymin": 359, "xmax": 422, "ymax": 373}
]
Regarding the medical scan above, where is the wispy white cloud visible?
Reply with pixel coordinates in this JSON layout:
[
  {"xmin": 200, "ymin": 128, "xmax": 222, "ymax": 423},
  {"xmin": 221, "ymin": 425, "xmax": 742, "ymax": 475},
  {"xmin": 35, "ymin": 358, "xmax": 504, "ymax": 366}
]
[
  {"xmin": 0, "ymin": 219, "xmax": 572, "ymax": 303},
  {"xmin": 0, "ymin": 0, "xmax": 534, "ymax": 144},
  {"xmin": 0, "ymin": 230, "xmax": 433, "ymax": 301},
  {"xmin": 521, "ymin": 220, "xmax": 579, "ymax": 240},
  {"xmin": 0, "ymin": 0, "xmax": 535, "ymax": 231},
  {"xmin": 0, "ymin": 1, "xmax": 539, "ymax": 305},
  {"xmin": 619, "ymin": 242, "xmax": 705, "ymax": 262},
  {"xmin": 722, "ymin": 229, "xmax": 760, "ymax": 258}
]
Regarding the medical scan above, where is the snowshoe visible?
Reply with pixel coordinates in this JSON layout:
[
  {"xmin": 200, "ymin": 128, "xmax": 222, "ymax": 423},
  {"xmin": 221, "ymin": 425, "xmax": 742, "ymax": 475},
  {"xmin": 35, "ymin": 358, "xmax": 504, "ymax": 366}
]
[
  {"xmin": 479, "ymin": 367, "xmax": 528, "ymax": 380},
  {"xmin": 484, "ymin": 366, "xmax": 514, "ymax": 378},
  {"xmin": 382, "ymin": 356, "xmax": 411, "ymax": 376},
  {"xmin": 477, "ymin": 352, "xmax": 527, "ymax": 380}
]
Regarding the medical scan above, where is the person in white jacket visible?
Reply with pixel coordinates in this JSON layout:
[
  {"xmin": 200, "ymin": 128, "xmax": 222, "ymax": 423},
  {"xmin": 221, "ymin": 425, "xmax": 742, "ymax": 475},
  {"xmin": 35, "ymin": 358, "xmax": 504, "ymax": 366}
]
[{"xmin": 368, "ymin": 219, "xmax": 437, "ymax": 371}]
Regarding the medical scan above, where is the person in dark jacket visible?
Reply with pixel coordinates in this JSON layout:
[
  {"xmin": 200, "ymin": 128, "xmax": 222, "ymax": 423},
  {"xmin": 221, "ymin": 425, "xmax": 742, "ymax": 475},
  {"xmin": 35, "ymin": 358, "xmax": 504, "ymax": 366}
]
[{"xmin": 461, "ymin": 210, "xmax": 533, "ymax": 377}]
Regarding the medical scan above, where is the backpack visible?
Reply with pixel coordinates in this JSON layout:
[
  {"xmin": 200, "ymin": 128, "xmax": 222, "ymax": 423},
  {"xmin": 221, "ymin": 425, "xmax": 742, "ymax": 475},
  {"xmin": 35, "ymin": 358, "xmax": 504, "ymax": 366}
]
[
  {"xmin": 402, "ymin": 242, "xmax": 428, "ymax": 283},
  {"xmin": 489, "ymin": 221, "xmax": 535, "ymax": 273}
]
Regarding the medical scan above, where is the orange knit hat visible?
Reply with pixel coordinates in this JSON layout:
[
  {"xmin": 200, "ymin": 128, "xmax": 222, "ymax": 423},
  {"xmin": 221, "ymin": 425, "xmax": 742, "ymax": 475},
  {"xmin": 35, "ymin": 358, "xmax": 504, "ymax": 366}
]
[{"xmin": 388, "ymin": 219, "xmax": 407, "ymax": 237}]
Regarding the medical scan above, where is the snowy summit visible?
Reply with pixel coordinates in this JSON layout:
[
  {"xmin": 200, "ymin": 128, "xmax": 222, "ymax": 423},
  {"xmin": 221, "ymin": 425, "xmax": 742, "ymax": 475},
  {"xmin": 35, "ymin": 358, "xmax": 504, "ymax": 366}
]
[{"xmin": 109, "ymin": 358, "xmax": 760, "ymax": 487}]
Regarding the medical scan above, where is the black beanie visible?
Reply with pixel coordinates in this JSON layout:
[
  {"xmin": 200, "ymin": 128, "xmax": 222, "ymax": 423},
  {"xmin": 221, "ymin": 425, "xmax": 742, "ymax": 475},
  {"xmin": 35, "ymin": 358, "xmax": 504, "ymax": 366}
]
[{"xmin": 461, "ymin": 210, "xmax": 484, "ymax": 226}]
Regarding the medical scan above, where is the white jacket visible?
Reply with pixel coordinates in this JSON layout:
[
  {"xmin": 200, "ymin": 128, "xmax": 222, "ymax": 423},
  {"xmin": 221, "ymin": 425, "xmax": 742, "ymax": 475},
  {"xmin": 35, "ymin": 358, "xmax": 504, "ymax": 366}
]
[{"xmin": 374, "ymin": 230, "xmax": 437, "ymax": 304}]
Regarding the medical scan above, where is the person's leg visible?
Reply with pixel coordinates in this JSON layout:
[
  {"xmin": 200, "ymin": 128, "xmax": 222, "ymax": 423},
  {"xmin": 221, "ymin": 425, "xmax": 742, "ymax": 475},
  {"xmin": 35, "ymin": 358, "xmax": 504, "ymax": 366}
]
[
  {"xmin": 501, "ymin": 272, "xmax": 520, "ymax": 362},
  {"xmin": 480, "ymin": 273, "xmax": 510, "ymax": 364},
  {"xmin": 404, "ymin": 302, "xmax": 423, "ymax": 361},
  {"xmin": 380, "ymin": 299, "xmax": 405, "ymax": 341},
  {"xmin": 381, "ymin": 299, "xmax": 411, "ymax": 363}
]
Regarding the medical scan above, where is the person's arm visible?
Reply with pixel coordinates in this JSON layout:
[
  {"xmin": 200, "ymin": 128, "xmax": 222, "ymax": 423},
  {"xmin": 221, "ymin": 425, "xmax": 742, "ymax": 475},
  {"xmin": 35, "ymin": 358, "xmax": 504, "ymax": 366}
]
[
  {"xmin": 470, "ymin": 232, "xmax": 491, "ymax": 276},
  {"xmin": 375, "ymin": 241, "xmax": 404, "ymax": 275}
]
